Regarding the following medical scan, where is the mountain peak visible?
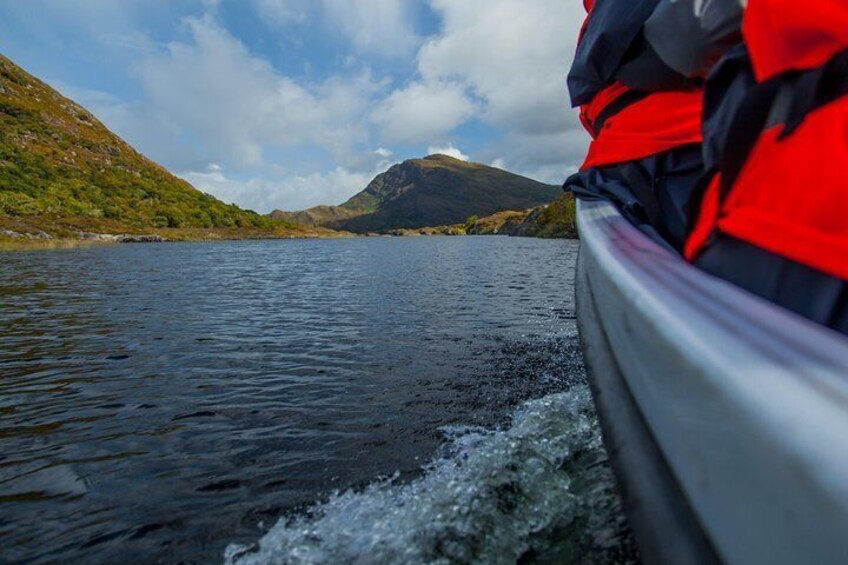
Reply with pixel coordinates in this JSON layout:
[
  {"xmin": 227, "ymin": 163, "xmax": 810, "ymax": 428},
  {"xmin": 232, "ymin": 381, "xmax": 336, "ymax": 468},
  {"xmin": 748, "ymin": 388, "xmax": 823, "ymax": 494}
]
[
  {"xmin": 271, "ymin": 155, "xmax": 560, "ymax": 233},
  {"xmin": 415, "ymin": 154, "xmax": 482, "ymax": 169},
  {"xmin": 421, "ymin": 153, "xmax": 466, "ymax": 163}
]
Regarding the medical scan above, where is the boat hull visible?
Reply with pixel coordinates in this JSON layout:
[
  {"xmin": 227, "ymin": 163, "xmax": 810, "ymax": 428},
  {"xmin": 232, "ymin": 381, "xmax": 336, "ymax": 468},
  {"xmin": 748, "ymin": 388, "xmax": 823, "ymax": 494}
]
[{"xmin": 576, "ymin": 199, "xmax": 848, "ymax": 564}]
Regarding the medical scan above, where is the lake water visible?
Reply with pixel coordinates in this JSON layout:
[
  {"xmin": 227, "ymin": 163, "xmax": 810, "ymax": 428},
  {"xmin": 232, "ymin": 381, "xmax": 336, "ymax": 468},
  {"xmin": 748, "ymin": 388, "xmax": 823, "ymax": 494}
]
[{"xmin": 0, "ymin": 236, "xmax": 635, "ymax": 563}]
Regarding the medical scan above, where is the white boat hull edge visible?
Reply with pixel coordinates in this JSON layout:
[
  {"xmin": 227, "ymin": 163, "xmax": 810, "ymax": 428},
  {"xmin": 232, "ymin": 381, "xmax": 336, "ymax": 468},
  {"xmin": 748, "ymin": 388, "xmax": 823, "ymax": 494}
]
[{"xmin": 576, "ymin": 199, "xmax": 848, "ymax": 565}]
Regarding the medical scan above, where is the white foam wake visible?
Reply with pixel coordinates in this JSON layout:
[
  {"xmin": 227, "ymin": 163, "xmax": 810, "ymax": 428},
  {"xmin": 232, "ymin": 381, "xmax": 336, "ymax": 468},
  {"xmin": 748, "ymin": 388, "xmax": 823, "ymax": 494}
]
[{"xmin": 224, "ymin": 386, "xmax": 632, "ymax": 564}]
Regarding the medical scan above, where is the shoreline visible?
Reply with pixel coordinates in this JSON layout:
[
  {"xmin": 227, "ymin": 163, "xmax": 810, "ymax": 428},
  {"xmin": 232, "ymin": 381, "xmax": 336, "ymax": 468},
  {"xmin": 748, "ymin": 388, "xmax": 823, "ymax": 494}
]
[
  {"xmin": 0, "ymin": 233, "xmax": 354, "ymax": 252},
  {"xmin": 0, "ymin": 220, "xmax": 577, "ymax": 251},
  {"xmin": 0, "ymin": 236, "xmax": 336, "ymax": 252},
  {"xmin": 0, "ymin": 210, "xmax": 360, "ymax": 250},
  {"xmin": 0, "ymin": 231, "xmax": 578, "ymax": 251}
]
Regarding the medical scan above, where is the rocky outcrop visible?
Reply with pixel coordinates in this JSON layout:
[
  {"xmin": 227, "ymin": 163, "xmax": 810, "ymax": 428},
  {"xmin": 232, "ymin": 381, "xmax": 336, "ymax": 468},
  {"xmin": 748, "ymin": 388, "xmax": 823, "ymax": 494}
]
[
  {"xmin": 0, "ymin": 229, "xmax": 52, "ymax": 240},
  {"xmin": 116, "ymin": 234, "xmax": 167, "ymax": 243},
  {"xmin": 79, "ymin": 232, "xmax": 166, "ymax": 243},
  {"xmin": 508, "ymin": 207, "xmax": 547, "ymax": 237},
  {"xmin": 463, "ymin": 193, "xmax": 578, "ymax": 239}
]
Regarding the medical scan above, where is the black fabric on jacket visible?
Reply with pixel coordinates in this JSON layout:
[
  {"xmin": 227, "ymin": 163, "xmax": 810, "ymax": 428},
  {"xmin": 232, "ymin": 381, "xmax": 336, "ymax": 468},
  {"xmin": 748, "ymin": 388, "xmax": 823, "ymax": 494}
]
[
  {"xmin": 613, "ymin": 34, "xmax": 696, "ymax": 93},
  {"xmin": 696, "ymin": 236, "xmax": 848, "ymax": 336},
  {"xmin": 700, "ymin": 45, "xmax": 756, "ymax": 173},
  {"xmin": 567, "ymin": 0, "xmax": 662, "ymax": 106},
  {"xmin": 644, "ymin": 0, "xmax": 743, "ymax": 78},
  {"xmin": 685, "ymin": 43, "xmax": 848, "ymax": 336},
  {"xmin": 566, "ymin": 0, "xmax": 705, "ymax": 253},
  {"xmin": 565, "ymin": 144, "xmax": 704, "ymax": 252}
]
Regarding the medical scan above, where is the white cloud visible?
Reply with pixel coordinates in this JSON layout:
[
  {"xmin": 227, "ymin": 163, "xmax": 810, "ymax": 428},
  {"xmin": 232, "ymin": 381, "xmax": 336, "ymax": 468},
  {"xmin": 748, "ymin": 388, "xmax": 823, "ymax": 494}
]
[
  {"xmin": 251, "ymin": 0, "xmax": 420, "ymax": 58},
  {"xmin": 320, "ymin": 0, "xmax": 421, "ymax": 57},
  {"xmin": 369, "ymin": 0, "xmax": 589, "ymax": 176},
  {"xmin": 372, "ymin": 81, "xmax": 474, "ymax": 144},
  {"xmin": 180, "ymin": 163, "xmax": 383, "ymax": 212},
  {"xmin": 182, "ymin": 163, "xmax": 228, "ymax": 186},
  {"xmin": 506, "ymin": 129, "xmax": 589, "ymax": 168},
  {"xmin": 131, "ymin": 2, "xmax": 589, "ymax": 203},
  {"xmin": 427, "ymin": 143, "xmax": 468, "ymax": 161},
  {"xmin": 77, "ymin": 11, "xmax": 396, "ymax": 211},
  {"xmin": 484, "ymin": 128, "xmax": 590, "ymax": 185},
  {"xmin": 133, "ymin": 15, "xmax": 379, "ymax": 169},
  {"xmin": 420, "ymin": 0, "xmax": 583, "ymax": 135},
  {"xmin": 253, "ymin": 0, "xmax": 306, "ymax": 26}
]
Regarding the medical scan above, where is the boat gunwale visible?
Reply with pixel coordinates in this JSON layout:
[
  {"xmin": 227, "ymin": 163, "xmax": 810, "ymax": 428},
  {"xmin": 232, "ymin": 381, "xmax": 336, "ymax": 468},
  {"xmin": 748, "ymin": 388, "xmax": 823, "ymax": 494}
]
[{"xmin": 576, "ymin": 199, "xmax": 848, "ymax": 565}]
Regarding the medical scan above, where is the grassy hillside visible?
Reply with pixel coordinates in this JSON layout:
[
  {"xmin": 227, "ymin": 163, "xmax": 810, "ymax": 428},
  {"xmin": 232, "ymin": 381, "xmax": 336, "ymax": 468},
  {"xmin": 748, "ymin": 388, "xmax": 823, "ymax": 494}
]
[
  {"xmin": 271, "ymin": 155, "xmax": 561, "ymax": 233},
  {"xmin": 0, "ymin": 53, "xmax": 292, "ymax": 238},
  {"xmin": 526, "ymin": 192, "xmax": 578, "ymax": 238},
  {"xmin": 271, "ymin": 205, "xmax": 361, "ymax": 228},
  {"xmin": 464, "ymin": 210, "xmax": 530, "ymax": 235},
  {"xmin": 351, "ymin": 193, "xmax": 578, "ymax": 239},
  {"xmin": 462, "ymin": 193, "xmax": 578, "ymax": 238}
]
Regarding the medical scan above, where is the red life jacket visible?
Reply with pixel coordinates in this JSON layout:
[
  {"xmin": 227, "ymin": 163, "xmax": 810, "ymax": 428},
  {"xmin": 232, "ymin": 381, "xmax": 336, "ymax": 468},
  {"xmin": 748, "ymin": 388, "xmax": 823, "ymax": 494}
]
[
  {"xmin": 744, "ymin": 0, "xmax": 848, "ymax": 81},
  {"xmin": 575, "ymin": 6, "xmax": 703, "ymax": 171},
  {"xmin": 685, "ymin": 0, "xmax": 848, "ymax": 281},
  {"xmin": 579, "ymin": 85, "xmax": 704, "ymax": 170}
]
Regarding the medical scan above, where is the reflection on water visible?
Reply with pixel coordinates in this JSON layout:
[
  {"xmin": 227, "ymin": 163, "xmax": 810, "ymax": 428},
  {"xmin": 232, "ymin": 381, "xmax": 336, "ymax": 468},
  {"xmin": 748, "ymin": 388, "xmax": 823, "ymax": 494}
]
[{"xmin": 0, "ymin": 236, "xmax": 632, "ymax": 563}]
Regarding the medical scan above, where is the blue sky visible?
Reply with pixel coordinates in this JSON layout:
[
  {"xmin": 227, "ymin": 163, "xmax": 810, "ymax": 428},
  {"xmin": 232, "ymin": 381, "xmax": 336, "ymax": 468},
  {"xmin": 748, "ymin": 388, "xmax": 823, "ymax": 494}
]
[{"xmin": 0, "ymin": 0, "xmax": 588, "ymax": 213}]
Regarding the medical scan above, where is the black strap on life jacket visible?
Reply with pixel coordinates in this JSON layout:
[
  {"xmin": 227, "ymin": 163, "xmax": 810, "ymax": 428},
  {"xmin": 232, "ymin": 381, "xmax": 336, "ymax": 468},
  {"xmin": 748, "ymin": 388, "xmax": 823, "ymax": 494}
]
[
  {"xmin": 690, "ymin": 46, "xmax": 848, "ymax": 251},
  {"xmin": 700, "ymin": 45, "xmax": 757, "ymax": 172},
  {"xmin": 590, "ymin": 90, "xmax": 651, "ymax": 137},
  {"xmin": 779, "ymin": 47, "xmax": 848, "ymax": 139},
  {"xmin": 718, "ymin": 47, "xmax": 848, "ymax": 199},
  {"xmin": 717, "ymin": 78, "xmax": 782, "ymax": 198}
]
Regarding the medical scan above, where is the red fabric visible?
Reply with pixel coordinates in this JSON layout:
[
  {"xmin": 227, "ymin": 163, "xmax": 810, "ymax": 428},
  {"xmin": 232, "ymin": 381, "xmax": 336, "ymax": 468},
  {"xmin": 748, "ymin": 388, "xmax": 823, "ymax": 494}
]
[
  {"xmin": 578, "ymin": 82, "xmax": 630, "ymax": 134},
  {"xmin": 579, "ymin": 88, "xmax": 704, "ymax": 170},
  {"xmin": 686, "ymin": 96, "xmax": 848, "ymax": 281},
  {"xmin": 573, "ymin": 1, "xmax": 703, "ymax": 170},
  {"xmin": 744, "ymin": 0, "xmax": 848, "ymax": 81}
]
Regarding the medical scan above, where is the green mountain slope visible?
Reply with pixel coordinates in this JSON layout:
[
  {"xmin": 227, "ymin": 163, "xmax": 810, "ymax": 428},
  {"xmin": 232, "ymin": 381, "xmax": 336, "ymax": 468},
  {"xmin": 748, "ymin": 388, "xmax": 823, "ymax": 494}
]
[
  {"xmin": 0, "ymin": 53, "xmax": 281, "ymax": 236},
  {"xmin": 271, "ymin": 155, "xmax": 561, "ymax": 233}
]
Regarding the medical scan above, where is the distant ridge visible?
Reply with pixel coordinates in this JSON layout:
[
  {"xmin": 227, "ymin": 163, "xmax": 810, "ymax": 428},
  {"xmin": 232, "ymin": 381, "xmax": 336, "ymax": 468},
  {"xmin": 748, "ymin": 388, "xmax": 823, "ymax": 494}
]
[{"xmin": 271, "ymin": 154, "xmax": 561, "ymax": 233}]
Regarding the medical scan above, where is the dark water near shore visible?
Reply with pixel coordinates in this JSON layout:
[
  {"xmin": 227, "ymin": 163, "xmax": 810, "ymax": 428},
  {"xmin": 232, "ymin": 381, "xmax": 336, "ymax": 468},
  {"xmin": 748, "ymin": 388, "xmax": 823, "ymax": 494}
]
[{"xmin": 0, "ymin": 236, "xmax": 635, "ymax": 563}]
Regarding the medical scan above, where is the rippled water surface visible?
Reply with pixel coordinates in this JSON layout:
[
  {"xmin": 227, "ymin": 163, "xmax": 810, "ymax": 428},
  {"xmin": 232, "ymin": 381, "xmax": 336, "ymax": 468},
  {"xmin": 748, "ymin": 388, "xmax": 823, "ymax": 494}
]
[{"xmin": 0, "ymin": 236, "xmax": 634, "ymax": 563}]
